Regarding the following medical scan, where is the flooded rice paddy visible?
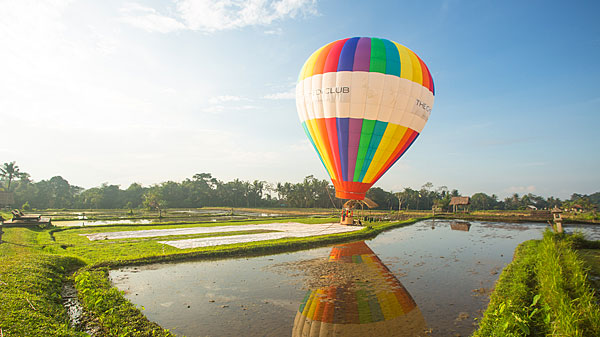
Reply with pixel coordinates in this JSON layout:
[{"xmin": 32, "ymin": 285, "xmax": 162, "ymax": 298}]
[
  {"xmin": 83, "ymin": 222, "xmax": 360, "ymax": 248},
  {"xmin": 52, "ymin": 219, "xmax": 154, "ymax": 227},
  {"xmin": 109, "ymin": 220, "xmax": 600, "ymax": 336},
  {"xmin": 52, "ymin": 210, "xmax": 289, "ymax": 227}
]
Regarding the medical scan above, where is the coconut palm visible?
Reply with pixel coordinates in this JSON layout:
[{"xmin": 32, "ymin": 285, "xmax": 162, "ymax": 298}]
[{"xmin": 0, "ymin": 161, "xmax": 25, "ymax": 191}]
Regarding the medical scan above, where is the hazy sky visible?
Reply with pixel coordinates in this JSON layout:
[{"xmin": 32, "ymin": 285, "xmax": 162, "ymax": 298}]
[{"xmin": 1, "ymin": 0, "xmax": 599, "ymax": 199}]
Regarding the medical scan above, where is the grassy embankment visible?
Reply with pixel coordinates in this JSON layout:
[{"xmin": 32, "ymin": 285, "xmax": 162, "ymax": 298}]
[
  {"xmin": 0, "ymin": 222, "xmax": 174, "ymax": 336},
  {"xmin": 474, "ymin": 231, "xmax": 600, "ymax": 336},
  {"xmin": 1, "ymin": 211, "xmax": 421, "ymax": 335},
  {"xmin": 0, "ymin": 226, "xmax": 86, "ymax": 336}
]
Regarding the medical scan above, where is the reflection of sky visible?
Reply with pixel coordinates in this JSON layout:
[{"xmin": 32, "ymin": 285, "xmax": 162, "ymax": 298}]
[{"xmin": 365, "ymin": 220, "xmax": 552, "ymax": 335}]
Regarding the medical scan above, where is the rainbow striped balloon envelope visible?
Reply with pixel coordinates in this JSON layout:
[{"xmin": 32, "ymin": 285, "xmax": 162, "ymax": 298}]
[{"xmin": 296, "ymin": 37, "xmax": 434, "ymax": 200}]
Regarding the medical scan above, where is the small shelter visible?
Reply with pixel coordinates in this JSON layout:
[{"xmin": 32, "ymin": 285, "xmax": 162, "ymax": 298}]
[{"xmin": 449, "ymin": 196, "xmax": 470, "ymax": 213}]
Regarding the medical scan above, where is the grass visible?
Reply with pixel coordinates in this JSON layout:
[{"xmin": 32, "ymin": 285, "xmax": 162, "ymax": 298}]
[
  {"xmin": 473, "ymin": 240, "xmax": 547, "ymax": 337},
  {"xmin": 74, "ymin": 267, "xmax": 173, "ymax": 336},
  {"xmin": 578, "ymin": 249, "xmax": 600, "ymax": 293},
  {"xmin": 0, "ymin": 228, "xmax": 86, "ymax": 336},
  {"xmin": 474, "ymin": 231, "xmax": 600, "ymax": 336},
  {"xmin": 536, "ymin": 232, "xmax": 600, "ymax": 336}
]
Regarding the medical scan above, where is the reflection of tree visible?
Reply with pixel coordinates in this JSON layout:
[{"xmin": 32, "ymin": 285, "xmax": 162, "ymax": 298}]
[{"xmin": 292, "ymin": 241, "xmax": 428, "ymax": 337}]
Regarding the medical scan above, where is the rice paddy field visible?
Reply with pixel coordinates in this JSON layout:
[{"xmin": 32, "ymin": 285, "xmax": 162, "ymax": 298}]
[{"xmin": 1, "ymin": 208, "xmax": 599, "ymax": 336}]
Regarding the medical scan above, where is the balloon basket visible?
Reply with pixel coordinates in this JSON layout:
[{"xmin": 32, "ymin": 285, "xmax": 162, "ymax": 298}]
[
  {"xmin": 340, "ymin": 214, "xmax": 354, "ymax": 225},
  {"xmin": 340, "ymin": 208, "xmax": 356, "ymax": 226}
]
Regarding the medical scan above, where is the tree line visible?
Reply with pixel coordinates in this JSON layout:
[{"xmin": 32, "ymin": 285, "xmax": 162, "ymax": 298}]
[{"xmin": 1, "ymin": 161, "xmax": 598, "ymax": 211}]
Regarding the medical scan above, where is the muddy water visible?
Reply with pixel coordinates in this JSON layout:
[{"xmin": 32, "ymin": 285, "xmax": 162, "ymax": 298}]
[{"xmin": 109, "ymin": 220, "xmax": 599, "ymax": 336}]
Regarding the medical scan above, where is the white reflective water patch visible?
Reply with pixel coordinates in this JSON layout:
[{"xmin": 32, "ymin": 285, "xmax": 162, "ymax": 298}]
[
  {"xmin": 82, "ymin": 222, "xmax": 359, "ymax": 242},
  {"xmin": 158, "ymin": 223, "xmax": 360, "ymax": 249}
]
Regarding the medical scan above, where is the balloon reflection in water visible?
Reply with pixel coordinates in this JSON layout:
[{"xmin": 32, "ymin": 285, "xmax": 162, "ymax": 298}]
[{"xmin": 292, "ymin": 241, "xmax": 427, "ymax": 336}]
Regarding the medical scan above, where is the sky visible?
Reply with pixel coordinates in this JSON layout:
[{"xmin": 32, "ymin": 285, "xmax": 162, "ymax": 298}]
[{"xmin": 1, "ymin": 0, "xmax": 599, "ymax": 199}]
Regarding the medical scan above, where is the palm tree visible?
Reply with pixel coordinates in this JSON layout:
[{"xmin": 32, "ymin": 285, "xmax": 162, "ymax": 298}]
[{"xmin": 0, "ymin": 161, "xmax": 25, "ymax": 191}]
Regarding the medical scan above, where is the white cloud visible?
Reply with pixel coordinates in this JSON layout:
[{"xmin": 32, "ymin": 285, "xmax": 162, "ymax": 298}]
[
  {"xmin": 263, "ymin": 88, "xmax": 295, "ymax": 100},
  {"xmin": 119, "ymin": 0, "xmax": 317, "ymax": 33},
  {"xmin": 264, "ymin": 27, "xmax": 283, "ymax": 35},
  {"xmin": 208, "ymin": 95, "xmax": 245, "ymax": 104},
  {"xmin": 202, "ymin": 103, "xmax": 257, "ymax": 114},
  {"xmin": 88, "ymin": 25, "xmax": 118, "ymax": 55},
  {"xmin": 203, "ymin": 95, "xmax": 257, "ymax": 113},
  {"xmin": 119, "ymin": 3, "xmax": 186, "ymax": 33}
]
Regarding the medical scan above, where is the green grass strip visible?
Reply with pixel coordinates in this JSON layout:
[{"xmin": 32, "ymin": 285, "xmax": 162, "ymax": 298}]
[
  {"xmin": 0, "ymin": 229, "xmax": 86, "ymax": 336},
  {"xmin": 74, "ymin": 267, "xmax": 173, "ymax": 337},
  {"xmin": 474, "ymin": 231, "xmax": 600, "ymax": 336},
  {"xmin": 473, "ymin": 240, "xmax": 546, "ymax": 337},
  {"xmin": 536, "ymin": 232, "xmax": 600, "ymax": 337}
]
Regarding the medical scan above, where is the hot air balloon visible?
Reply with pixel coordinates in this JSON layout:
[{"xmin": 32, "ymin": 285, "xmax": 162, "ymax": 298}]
[
  {"xmin": 292, "ymin": 241, "xmax": 427, "ymax": 336},
  {"xmin": 296, "ymin": 37, "xmax": 434, "ymax": 200}
]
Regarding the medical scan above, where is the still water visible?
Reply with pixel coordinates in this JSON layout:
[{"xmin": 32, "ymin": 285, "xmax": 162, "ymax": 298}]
[
  {"xmin": 52, "ymin": 219, "xmax": 154, "ymax": 227},
  {"xmin": 109, "ymin": 220, "xmax": 599, "ymax": 336},
  {"xmin": 52, "ymin": 211, "xmax": 285, "ymax": 227}
]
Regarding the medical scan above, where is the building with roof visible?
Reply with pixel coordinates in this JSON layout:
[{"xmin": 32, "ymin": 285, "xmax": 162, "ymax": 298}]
[{"xmin": 449, "ymin": 196, "xmax": 470, "ymax": 213}]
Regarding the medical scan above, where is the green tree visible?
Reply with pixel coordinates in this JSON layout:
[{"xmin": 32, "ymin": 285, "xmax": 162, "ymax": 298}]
[
  {"xmin": 124, "ymin": 183, "xmax": 146, "ymax": 208},
  {"xmin": 143, "ymin": 189, "xmax": 166, "ymax": 216},
  {"xmin": 470, "ymin": 192, "xmax": 499, "ymax": 210},
  {"xmin": 366, "ymin": 187, "xmax": 397, "ymax": 210},
  {"xmin": 1, "ymin": 161, "xmax": 26, "ymax": 191},
  {"xmin": 504, "ymin": 193, "xmax": 520, "ymax": 210}
]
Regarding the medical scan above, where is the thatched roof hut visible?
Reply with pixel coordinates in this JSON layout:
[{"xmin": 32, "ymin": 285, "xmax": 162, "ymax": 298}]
[
  {"xmin": 449, "ymin": 196, "xmax": 470, "ymax": 206},
  {"xmin": 449, "ymin": 196, "xmax": 470, "ymax": 213},
  {"xmin": 343, "ymin": 197, "xmax": 378, "ymax": 209}
]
